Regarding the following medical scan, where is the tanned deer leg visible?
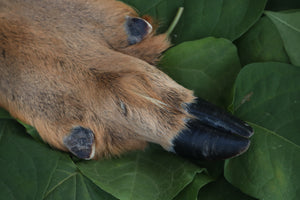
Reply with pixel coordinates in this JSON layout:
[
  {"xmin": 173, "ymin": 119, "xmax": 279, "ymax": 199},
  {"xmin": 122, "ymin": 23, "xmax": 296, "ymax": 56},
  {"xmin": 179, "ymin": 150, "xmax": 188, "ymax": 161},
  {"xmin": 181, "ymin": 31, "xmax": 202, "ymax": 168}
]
[{"xmin": 0, "ymin": 0, "xmax": 253, "ymax": 160}]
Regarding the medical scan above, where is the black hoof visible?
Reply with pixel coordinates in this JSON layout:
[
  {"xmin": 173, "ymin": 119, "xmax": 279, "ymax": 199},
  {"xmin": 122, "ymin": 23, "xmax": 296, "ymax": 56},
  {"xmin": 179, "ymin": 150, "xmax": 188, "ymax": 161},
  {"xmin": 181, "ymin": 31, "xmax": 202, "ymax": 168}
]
[
  {"xmin": 124, "ymin": 16, "xmax": 152, "ymax": 45},
  {"xmin": 63, "ymin": 126, "xmax": 95, "ymax": 160},
  {"xmin": 173, "ymin": 119, "xmax": 250, "ymax": 160},
  {"xmin": 185, "ymin": 98, "xmax": 253, "ymax": 138},
  {"xmin": 172, "ymin": 98, "xmax": 253, "ymax": 160}
]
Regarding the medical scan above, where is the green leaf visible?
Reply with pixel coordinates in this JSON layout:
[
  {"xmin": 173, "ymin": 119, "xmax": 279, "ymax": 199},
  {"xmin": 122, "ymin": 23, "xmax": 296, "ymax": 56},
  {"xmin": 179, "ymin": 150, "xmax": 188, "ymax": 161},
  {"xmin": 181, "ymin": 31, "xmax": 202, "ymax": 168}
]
[
  {"xmin": 120, "ymin": 0, "xmax": 267, "ymax": 43},
  {"xmin": 225, "ymin": 123, "xmax": 300, "ymax": 200},
  {"xmin": 0, "ymin": 108, "xmax": 12, "ymax": 119},
  {"xmin": 0, "ymin": 109, "xmax": 42, "ymax": 142},
  {"xmin": 232, "ymin": 62, "xmax": 300, "ymax": 145},
  {"xmin": 173, "ymin": 0, "xmax": 267, "ymax": 43},
  {"xmin": 197, "ymin": 177, "xmax": 256, "ymax": 200},
  {"xmin": 225, "ymin": 63, "xmax": 300, "ymax": 200},
  {"xmin": 194, "ymin": 160, "xmax": 224, "ymax": 180},
  {"xmin": 265, "ymin": 10, "xmax": 300, "ymax": 66},
  {"xmin": 78, "ymin": 145, "xmax": 204, "ymax": 200},
  {"xmin": 44, "ymin": 157, "xmax": 116, "ymax": 200},
  {"xmin": 0, "ymin": 121, "xmax": 206, "ymax": 200},
  {"xmin": 266, "ymin": 0, "xmax": 300, "ymax": 11},
  {"xmin": 120, "ymin": 0, "xmax": 183, "ymax": 34},
  {"xmin": 159, "ymin": 37, "xmax": 241, "ymax": 107},
  {"xmin": 17, "ymin": 120, "xmax": 43, "ymax": 142},
  {"xmin": 236, "ymin": 16, "xmax": 290, "ymax": 66},
  {"xmin": 173, "ymin": 173, "xmax": 214, "ymax": 200},
  {"xmin": 0, "ymin": 120, "xmax": 116, "ymax": 200},
  {"xmin": 2, "ymin": 2, "xmax": 300, "ymax": 199}
]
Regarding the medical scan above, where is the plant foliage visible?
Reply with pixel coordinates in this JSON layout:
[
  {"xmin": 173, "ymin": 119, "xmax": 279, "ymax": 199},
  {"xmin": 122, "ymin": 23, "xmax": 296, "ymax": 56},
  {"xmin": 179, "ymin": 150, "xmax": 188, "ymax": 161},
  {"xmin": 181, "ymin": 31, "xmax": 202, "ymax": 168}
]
[{"xmin": 1, "ymin": 0, "xmax": 299, "ymax": 199}]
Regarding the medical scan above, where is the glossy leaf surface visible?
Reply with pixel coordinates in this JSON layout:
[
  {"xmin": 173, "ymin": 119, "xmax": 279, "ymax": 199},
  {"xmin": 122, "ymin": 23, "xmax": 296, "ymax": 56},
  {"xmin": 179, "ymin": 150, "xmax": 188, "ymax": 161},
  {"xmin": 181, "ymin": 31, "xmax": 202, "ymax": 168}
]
[
  {"xmin": 0, "ymin": 120, "xmax": 116, "ymax": 200},
  {"xmin": 266, "ymin": 10, "xmax": 300, "ymax": 66},
  {"xmin": 225, "ymin": 63, "xmax": 300, "ymax": 200},
  {"xmin": 78, "ymin": 145, "xmax": 205, "ymax": 200},
  {"xmin": 121, "ymin": 0, "xmax": 267, "ymax": 43},
  {"xmin": 160, "ymin": 37, "xmax": 241, "ymax": 106},
  {"xmin": 236, "ymin": 16, "xmax": 290, "ymax": 66}
]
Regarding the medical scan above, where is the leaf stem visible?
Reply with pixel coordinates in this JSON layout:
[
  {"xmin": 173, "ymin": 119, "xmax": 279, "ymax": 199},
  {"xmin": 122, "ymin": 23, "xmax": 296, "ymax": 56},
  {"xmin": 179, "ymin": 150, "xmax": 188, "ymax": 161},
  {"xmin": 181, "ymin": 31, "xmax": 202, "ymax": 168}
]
[{"xmin": 166, "ymin": 7, "xmax": 184, "ymax": 36}]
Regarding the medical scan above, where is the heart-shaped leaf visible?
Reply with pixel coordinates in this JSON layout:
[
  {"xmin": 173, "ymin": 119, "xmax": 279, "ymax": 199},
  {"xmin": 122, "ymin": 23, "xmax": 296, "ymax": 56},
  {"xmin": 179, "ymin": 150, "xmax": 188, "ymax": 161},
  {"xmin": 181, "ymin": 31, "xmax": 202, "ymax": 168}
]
[
  {"xmin": 225, "ymin": 62, "xmax": 300, "ymax": 200},
  {"xmin": 78, "ymin": 145, "xmax": 205, "ymax": 200},
  {"xmin": 0, "ymin": 119, "xmax": 208, "ymax": 200},
  {"xmin": 232, "ymin": 62, "xmax": 300, "ymax": 145},
  {"xmin": 0, "ymin": 120, "xmax": 116, "ymax": 200},
  {"xmin": 44, "ymin": 157, "xmax": 116, "ymax": 200},
  {"xmin": 159, "ymin": 37, "xmax": 241, "ymax": 107}
]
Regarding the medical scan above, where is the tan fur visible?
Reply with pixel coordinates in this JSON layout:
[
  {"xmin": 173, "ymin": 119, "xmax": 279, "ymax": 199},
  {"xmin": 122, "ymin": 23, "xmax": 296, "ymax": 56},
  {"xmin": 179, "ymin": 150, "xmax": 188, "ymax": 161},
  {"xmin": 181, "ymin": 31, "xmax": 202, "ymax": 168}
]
[{"xmin": 0, "ymin": 0, "xmax": 195, "ymax": 158}]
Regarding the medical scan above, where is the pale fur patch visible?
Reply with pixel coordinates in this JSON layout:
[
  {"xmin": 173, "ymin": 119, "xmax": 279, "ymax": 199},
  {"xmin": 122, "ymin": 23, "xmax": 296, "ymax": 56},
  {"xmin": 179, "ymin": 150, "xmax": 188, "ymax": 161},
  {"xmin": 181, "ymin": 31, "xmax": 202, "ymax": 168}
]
[{"xmin": 133, "ymin": 92, "xmax": 167, "ymax": 109}]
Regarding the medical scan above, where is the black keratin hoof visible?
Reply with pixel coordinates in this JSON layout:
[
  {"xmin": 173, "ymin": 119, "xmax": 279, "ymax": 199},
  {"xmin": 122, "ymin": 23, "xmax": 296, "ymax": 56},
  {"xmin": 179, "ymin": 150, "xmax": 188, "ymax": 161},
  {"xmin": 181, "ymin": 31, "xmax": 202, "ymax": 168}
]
[
  {"xmin": 172, "ymin": 98, "xmax": 254, "ymax": 160},
  {"xmin": 185, "ymin": 98, "xmax": 253, "ymax": 138},
  {"xmin": 173, "ymin": 119, "xmax": 251, "ymax": 160}
]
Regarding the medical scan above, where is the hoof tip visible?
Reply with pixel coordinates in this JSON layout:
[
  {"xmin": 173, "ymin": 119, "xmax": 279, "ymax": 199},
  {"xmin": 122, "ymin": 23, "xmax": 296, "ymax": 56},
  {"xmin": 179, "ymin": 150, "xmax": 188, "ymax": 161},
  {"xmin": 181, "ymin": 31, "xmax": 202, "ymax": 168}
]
[{"xmin": 172, "ymin": 120, "xmax": 251, "ymax": 160}]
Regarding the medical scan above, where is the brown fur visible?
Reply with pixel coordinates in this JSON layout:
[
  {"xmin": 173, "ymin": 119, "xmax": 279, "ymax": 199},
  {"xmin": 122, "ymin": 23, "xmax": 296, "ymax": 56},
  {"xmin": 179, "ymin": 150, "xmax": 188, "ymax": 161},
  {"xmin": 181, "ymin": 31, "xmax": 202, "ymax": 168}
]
[{"xmin": 0, "ymin": 0, "xmax": 195, "ymax": 158}]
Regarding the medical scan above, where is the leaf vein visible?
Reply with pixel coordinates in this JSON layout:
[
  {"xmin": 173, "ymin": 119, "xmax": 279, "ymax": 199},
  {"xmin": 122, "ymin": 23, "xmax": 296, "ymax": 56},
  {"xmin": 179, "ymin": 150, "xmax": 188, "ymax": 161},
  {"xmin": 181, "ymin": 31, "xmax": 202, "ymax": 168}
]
[
  {"xmin": 268, "ymin": 12, "xmax": 300, "ymax": 33},
  {"xmin": 43, "ymin": 172, "xmax": 78, "ymax": 198}
]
